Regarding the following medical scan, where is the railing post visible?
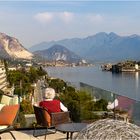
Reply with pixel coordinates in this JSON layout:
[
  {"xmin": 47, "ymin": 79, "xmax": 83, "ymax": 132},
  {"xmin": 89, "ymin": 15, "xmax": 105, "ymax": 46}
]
[{"xmin": 113, "ymin": 93, "xmax": 116, "ymax": 120}]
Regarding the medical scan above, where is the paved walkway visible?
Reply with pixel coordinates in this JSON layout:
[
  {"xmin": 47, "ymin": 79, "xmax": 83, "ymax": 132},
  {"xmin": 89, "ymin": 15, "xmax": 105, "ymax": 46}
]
[
  {"xmin": 0, "ymin": 131, "xmax": 37, "ymax": 140},
  {"xmin": 0, "ymin": 129, "xmax": 75, "ymax": 140}
]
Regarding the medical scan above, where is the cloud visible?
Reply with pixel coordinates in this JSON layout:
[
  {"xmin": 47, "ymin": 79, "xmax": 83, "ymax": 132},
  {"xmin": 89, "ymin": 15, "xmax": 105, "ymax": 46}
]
[
  {"xmin": 87, "ymin": 14, "xmax": 103, "ymax": 23},
  {"xmin": 34, "ymin": 12, "xmax": 53, "ymax": 24},
  {"xmin": 59, "ymin": 12, "xmax": 74, "ymax": 23},
  {"xmin": 34, "ymin": 11, "xmax": 74, "ymax": 24}
]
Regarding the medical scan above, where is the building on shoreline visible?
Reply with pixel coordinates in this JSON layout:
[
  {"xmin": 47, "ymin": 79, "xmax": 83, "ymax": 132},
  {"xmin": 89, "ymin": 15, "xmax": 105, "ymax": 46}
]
[{"xmin": 102, "ymin": 61, "xmax": 140, "ymax": 73}]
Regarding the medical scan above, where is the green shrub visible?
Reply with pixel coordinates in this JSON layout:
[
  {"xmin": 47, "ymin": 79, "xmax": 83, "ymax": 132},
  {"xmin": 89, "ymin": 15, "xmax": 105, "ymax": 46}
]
[
  {"xmin": 20, "ymin": 99, "xmax": 34, "ymax": 114},
  {"xmin": 93, "ymin": 99, "xmax": 108, "ymax": 111}
]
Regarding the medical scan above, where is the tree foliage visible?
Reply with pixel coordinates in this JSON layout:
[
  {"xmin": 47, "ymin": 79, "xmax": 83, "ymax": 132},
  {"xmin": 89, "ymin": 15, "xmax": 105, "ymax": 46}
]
[
  {"xmin": 93, "ymin": 99, "xmax": 108, "ymax": 111},
  {"xmin": 47, "ymin": 78, "xmax": 105, "ymax": 122},
  {"xmin": 48, "ymin": 78, "xmax": 66, "ymax": 93},
  {"xmin": 7, "ymin": 66, "xmax": 47, "ymax": 97},
  {"xmin": 20, "ymin": 99, "xmax": 34, "ymax": 114}
]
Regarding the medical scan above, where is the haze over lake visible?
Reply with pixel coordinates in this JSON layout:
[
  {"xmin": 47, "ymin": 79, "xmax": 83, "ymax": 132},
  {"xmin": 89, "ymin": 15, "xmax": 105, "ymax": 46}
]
[{"xmin": 46, "ymin": 65, "xmax": 140, "ymax": 101}]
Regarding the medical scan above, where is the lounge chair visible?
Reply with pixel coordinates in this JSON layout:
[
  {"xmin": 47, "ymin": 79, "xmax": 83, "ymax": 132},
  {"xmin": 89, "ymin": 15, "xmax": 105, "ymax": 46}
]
[
  {"xmin": 33, "ymin": 105, "xmax": 70, "ymax": 140},
  {"xmin": 0, "ymin": 104, "xmax": 20, "ymax": 140}
]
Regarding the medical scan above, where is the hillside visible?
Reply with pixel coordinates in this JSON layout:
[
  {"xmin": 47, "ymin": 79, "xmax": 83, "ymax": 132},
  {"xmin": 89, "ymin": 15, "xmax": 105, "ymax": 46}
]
[
  {"xmin": 34, "ymin": 44, "xmax": 82, "ymax": 63},
  {"xmin": 0, "ymin": 32, "xmax": 33, "ymax": 60}
]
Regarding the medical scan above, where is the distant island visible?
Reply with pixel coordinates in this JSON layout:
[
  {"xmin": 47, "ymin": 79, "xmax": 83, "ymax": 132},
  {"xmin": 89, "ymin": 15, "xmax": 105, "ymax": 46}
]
[{"xmin": 101, "ymin": 60, "xmax": 140, "ymax": 73}]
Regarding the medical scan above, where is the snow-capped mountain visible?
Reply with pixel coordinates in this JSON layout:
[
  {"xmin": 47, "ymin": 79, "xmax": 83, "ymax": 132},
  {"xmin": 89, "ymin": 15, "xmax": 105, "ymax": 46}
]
[{"xmin": 0, "ymin": 33, "xmax": 33, "ymax": 60}]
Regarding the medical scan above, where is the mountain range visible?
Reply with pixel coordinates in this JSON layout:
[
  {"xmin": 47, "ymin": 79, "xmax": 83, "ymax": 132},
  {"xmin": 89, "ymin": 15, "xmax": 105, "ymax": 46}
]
[
  {"xmin": 0, "ymin": 33, "xmax": 33, "ymax": 60},
  {"xmin": 30, "ymin": 32, "xmax": 140, "ymax": 62},
  {"xmin": 1, "ymin": 32, "xmax": 140, "ymax": 63}
]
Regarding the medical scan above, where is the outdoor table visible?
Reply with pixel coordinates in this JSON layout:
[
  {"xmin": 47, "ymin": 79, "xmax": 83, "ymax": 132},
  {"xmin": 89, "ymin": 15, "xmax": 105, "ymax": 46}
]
[{"xmin": 56, "ymin": 122, "xmax": 88, "ymax": 140}]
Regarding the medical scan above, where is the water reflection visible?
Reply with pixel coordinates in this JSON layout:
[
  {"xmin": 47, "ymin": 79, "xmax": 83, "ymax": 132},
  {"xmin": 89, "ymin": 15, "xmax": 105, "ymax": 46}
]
[{"xmin": 135, "ymin": 72, "xmax": 139, "ymax": 89}]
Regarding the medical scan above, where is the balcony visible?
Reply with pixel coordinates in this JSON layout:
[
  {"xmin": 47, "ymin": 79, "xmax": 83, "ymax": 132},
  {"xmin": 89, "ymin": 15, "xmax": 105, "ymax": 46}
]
[
  {"xmin": 0, "ymin": 82, "xmax": 7, "ymax": 90},
  {"xmin": 0, "ymin": 78, "xmax": 7, "ymax": 84},
  {"xmin": 1, "ymin": 83, "xmax": 140, "ymax": 139},
  {"xmin": 0, "ymin": 73, "xmax": 6, "ymax": 79}
]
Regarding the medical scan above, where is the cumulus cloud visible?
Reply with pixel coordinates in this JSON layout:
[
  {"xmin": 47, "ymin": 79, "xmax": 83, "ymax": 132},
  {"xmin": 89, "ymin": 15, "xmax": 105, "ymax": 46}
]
[{"xmin": 34, "ymin": 11, "xmax": 74, "ymax": 24}]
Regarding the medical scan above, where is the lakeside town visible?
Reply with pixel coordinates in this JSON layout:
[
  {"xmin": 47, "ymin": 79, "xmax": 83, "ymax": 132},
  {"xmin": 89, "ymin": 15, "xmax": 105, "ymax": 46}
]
[{"xmin": 38, "ymin": 59, "xmax": 93, "ymax": 67}]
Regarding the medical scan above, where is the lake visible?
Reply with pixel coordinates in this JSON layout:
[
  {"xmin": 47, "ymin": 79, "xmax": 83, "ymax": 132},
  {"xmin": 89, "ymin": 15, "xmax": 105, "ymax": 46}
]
[{"xmin": 46, "ymin": 65, "xmax": 140, "ymax": 101}]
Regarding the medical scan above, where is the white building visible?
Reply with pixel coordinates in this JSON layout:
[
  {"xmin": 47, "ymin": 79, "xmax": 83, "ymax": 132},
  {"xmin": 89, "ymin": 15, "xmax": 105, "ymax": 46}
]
[
  {"xmin": 0, "ymin": 60, "xmax": 15, "ymax": 95},
  {"xmin": 0, "ymin": 60, "xmax": 8, "ymax": 92},
  {"xmin": 135, "ymin": 64, "xmax": 139, "ymax": 70}
]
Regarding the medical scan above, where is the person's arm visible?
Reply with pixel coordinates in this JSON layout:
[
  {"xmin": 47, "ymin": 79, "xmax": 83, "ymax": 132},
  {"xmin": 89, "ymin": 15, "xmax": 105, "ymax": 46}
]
[{"xmin": 60, "ymin": 102, "xmax": 68, "ymax": 112}]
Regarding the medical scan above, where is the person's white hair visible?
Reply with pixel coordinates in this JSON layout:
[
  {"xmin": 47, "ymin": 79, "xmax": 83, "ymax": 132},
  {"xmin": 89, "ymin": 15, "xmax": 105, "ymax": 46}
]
[{"xmin": 44, "ymin": 88, "xmax": 56, "ymax": 99}]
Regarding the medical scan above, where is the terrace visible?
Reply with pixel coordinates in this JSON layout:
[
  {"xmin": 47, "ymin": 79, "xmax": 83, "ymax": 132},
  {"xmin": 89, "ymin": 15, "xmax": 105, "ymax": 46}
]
[{"xmin": 1, "ymin": 82, "xmax": 140, "ymax": 140}]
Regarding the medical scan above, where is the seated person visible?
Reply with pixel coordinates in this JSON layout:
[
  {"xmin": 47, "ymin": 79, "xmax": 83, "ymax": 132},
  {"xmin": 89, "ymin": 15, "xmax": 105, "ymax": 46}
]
[{"xmin": 39, "ymin": 88, "xmax": 68, "ymax": 114}]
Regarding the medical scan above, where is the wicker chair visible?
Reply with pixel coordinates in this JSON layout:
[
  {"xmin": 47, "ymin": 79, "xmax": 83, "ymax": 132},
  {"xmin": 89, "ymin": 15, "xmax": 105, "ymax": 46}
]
[{"xmin": 33, "ymin": 105, "xmax": 70, "ymax": 139}]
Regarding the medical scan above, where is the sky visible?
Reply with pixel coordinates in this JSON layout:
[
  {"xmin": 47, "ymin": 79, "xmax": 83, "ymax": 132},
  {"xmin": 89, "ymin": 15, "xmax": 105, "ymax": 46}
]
[{"xmin": 0, "ymin": 1, "xmax": 140, "ymax": 48}]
